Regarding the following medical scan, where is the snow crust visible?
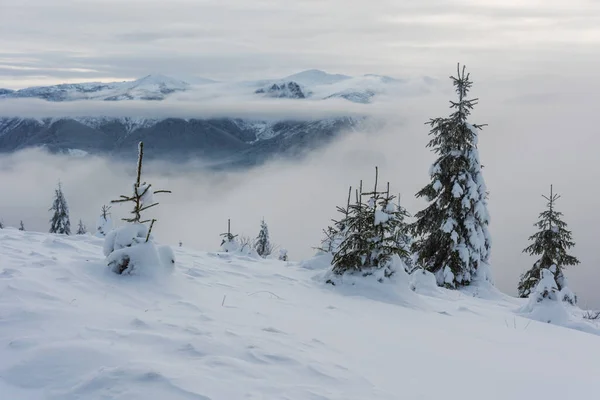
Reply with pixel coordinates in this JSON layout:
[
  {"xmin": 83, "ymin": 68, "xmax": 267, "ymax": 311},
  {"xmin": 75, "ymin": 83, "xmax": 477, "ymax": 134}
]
[{"xmin": 1, "ymin": 228, "xmax": 600, "ymax": 400}]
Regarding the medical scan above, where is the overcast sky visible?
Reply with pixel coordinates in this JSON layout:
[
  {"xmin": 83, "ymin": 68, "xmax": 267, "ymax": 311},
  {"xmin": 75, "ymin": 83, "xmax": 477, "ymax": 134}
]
[
  {"xmin": 1, "ymin": 0, "xmax": 599, "ymax": 88},
  {"xmin": 0, "ymin": 0, "xmax": 599, "ymax": 305}
]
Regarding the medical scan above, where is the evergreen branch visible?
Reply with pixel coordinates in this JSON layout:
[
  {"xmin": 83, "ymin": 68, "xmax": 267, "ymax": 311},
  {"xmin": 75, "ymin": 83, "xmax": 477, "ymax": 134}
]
[
  {"xmin": 145, "ymin": 219, "xmax": 156, "ymax": 243},
  {"xmin": 139, "ymin": 202, "xmax": 159, "ymax": 212}
]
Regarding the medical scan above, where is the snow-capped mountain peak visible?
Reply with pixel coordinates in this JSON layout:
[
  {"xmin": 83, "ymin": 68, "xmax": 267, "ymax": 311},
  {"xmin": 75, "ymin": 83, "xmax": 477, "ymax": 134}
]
[
  {"xmin": 0, "ymin": 74, "xmax": 191, "ymax": 102},
  {"xmin": 128, "ymin": 74, "xmax": 190, "ymax": 90},
  {"xmin": 255, "ymin": 81, "xmax": 309, "ymax": 99}
]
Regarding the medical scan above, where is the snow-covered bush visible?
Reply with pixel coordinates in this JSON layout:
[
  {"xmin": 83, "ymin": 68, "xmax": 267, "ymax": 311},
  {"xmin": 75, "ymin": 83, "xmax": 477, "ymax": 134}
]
[
  {"xmin": 103, "ymin": 223, "xmax": 174, "ymax": 275},
  {"xmin": 278, "ymin": 248, "xmax": 288, "ymax": 261},
  {"xmin": 221, "ymin": 237, "xmax": 240, "ymax": 253},
  {"xmin": 518, "ymin": 268, "xmax": 570, "ymax": 324},
  {"xmin": 220, "ymin": 219, "xmax": 239, "ymax": 252},
  {"xmin": 106, "ymin": 142, "xmax": 173, "ymax": 275}
]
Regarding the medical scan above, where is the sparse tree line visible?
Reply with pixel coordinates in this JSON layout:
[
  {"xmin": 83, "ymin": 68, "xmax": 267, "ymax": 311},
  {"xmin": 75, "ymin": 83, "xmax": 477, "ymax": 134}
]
[
  {"xmin": 0, "ymin": 64, "xmax": 581, "ymax": 308},
  {"xmin": 220, "ymin": 218, "xmax": 288, "ymax": 261},
  {"xmin": 316, "ymin": 64, "xmax": 580, "ymax": 308}
]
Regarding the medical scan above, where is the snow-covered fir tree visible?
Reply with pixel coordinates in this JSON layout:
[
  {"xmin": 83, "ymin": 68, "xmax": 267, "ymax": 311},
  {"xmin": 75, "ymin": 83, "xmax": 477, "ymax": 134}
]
[
  {"xmin": 49, "ymin": 182, "xmax": 71, "ymax": 235},
  {"xmin": 254, "ymin": 219, "xmax": 272, "ymax": 258},
  {"xmin": 220, "ymin": 219, "xmax": 238, "ymax": 252},
  {"xmin": 105, "ymin": 142, "xmax": 174, "ymax": 275},
  {"xmin": 19, "ymin": 221, "xmax": 25, "ymax": 231},
  {"xmin": 329, "ymin": 168, "xmax": 410, "ymax": 282},
  {"xmin": 0, "ymin": 220, "xmax": 4, "ymax": 229},
  {"xmin": 95, "ymin": 205, "xmax": 112, "ymax": 237},
  {"xmin": 411, "ymin": 64, "xmax": 491, "ymax": 288},
  {"xmin": 76, "ymin": 219, "xmax": 87, "ymax": 235},
  {"xmin": 518, "ymin": 185, "xmax": 579, "ymax": 303}
]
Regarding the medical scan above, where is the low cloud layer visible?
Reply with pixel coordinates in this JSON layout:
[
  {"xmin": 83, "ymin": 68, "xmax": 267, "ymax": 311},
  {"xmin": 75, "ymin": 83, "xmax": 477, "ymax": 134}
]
[
  {"xmin": 0, "ymin": 81, "xmax": 598, "ymax": 307},
  {"xmin": 0, "ymin": 97, "xmax": 374, "ymax": 121}
]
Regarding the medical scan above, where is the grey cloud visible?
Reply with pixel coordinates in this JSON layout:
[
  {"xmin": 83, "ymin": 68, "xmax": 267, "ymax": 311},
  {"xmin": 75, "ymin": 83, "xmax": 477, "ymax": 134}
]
[{"xmin": 1, "ymin": 0, "xmax": 598, "ymax": 86}]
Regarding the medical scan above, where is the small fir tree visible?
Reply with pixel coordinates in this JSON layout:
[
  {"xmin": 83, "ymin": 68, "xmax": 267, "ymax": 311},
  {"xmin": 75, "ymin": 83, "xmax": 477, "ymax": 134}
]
[
  {"xmin": 106, "ymin": 142, "xmax": 172, "ymax": 274},
  {"xmin": 19, "ymin": 221, "xmax": 25, "ymax": 231},
  {"xmin": 49, "ymin": 182, "xmax": 71, "ymax": 235},
  {"xmin": 0, "ymin": 220, "xmax": 4, "ymax": 229},
  {"xmin": 330, "ymin": 167, "xmax": 410, "ymax": 282},
  {"xmin": 220, "ymin": 219, "xmax": 238, "ymax": 252},
  {"xmin": 76, "ymin": 219, "xmax": 87, "ymax": 235},
  {"xmin": 111, "ymin": 142, "xmax": 170, "ymax": 228},
  {"xmin": 96, "ymin": 205, "xmax": 112, "ymax": 237},
  {"xmin": 518, "ymin": 185, "xmax": 579, "ymax": 299},
  {"xmin": 255, "ymin": 219, "xmax": 272, "ymax": 257},
  {"xmin": 411, "ymin": 64, "xmax": 491, "ymax": 288}
]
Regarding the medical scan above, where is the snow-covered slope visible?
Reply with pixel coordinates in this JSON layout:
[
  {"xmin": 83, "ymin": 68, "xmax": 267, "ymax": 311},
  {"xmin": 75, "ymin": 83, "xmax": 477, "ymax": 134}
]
[{"xmin": 1, "ymin": 228, "xmax": 599, "ymax": 400}]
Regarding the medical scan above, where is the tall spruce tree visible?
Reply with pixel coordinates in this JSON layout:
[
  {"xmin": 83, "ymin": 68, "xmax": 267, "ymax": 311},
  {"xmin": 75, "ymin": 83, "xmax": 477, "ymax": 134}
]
[
  {"xmin": 255, "ymin": 219, "xmax": 272, "ymax": 257},
  {"xmin": 49, "ymin": 182, "xmax": 71, "ymax": 235},
  {"xmin": 411, "ymin": 64, "xmax": 491, "ymax": 288},
  {"xmin": 518, "ymin": 185, "xmax": 579, "ymax": 298}
]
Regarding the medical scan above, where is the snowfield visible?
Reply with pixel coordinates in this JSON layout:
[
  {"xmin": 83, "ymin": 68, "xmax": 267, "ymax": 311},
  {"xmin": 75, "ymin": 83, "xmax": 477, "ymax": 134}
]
[{"xmin": 1, "ymin": 228, "xmax": 599, "ymax": 400}]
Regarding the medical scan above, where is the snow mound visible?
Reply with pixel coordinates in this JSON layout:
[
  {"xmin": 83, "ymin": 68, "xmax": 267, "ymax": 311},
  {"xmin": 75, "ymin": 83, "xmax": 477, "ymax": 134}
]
[
  {"xmin": 517, "ymin": 269, "xmax": 598, "ymax": 335},
  {"xmin": 298, "ymin": 252, "xmax": 333, "ymax": 270},
  {"xmin": 409, "ymin": 268, "xmax": 443, "ymax": 296},
  {"xmin": 317, "ymin": 256, "xmax": 428, "ymax": 309},
  {"xmin": 104, "ymin": 224, "xmax": 174, "ymax": 276},
  {"xmin": 2, "ymin": 229, "xmax": 600, "ymax": 400}
]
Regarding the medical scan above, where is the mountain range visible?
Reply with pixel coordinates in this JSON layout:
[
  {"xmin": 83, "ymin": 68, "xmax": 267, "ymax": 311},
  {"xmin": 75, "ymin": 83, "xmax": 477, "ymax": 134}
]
[{"xmin": 0, "ymin": 70, "xmax": 435, "ymax": 168}]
